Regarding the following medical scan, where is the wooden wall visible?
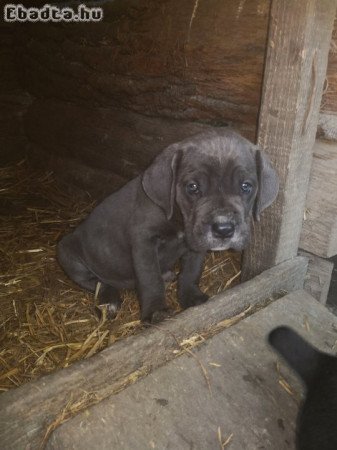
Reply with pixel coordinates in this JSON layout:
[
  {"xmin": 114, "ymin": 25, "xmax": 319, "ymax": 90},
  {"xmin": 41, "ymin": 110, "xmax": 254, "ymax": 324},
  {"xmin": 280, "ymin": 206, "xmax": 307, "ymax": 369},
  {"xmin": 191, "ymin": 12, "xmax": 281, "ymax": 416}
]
[
  {"xmin": 0, "ymin": 22, "xmax": 31, "ymax": 164},
  {"xmin": 318, "ymin": 18, "xmax": 337, "ymax": 141},
  {"xmin": 300, "ymin": 17, "xmax": 337, "ymax": 258},
  {"xmin": 15, "ymin": 0, "xmax": 270, "ymax": 194}
]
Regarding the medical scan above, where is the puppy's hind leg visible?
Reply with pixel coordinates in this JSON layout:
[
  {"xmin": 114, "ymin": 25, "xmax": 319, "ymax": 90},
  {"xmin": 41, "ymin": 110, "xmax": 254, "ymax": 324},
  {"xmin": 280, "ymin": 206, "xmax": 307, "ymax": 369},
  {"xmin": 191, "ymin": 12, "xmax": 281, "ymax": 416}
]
[
  {"xmin": 57, "ymin": 235, "xmax": 98, "ymax": 292},
  {"xmin": 57, "ymin": 235, "xmax": 121, "ymax": 319},
  {"xmin": 95, "ymin": 284, "xmax": 122, "ymax": 320}
]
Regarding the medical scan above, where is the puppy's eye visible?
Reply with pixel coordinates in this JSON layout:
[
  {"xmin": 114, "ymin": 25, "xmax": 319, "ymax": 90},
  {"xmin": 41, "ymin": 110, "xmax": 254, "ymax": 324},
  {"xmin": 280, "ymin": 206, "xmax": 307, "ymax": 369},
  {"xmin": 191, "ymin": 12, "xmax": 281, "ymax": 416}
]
[
  {"xmin": 240, "ymin": 182, "xmax": 253, "ymax": 194},
  {"xmin": 186, "ymin": 181, "xmax": 200, "ymax": 195}
]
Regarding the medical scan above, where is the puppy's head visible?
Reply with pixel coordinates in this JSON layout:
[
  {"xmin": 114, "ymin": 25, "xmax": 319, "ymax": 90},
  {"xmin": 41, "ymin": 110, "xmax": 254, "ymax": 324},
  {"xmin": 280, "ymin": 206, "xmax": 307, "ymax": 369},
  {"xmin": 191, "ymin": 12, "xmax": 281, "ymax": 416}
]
[{"xmin": 142, "ymin": 129, "xmax": 279, "ymax": 252}]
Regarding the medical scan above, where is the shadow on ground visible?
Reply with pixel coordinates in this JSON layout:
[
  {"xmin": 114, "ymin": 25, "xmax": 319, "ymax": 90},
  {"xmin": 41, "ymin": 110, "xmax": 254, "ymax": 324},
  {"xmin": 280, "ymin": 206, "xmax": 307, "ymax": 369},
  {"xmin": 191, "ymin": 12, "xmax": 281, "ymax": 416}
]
[{"xmin": 327, "ymin": 255, "xmax": 337, "ymax": 314}]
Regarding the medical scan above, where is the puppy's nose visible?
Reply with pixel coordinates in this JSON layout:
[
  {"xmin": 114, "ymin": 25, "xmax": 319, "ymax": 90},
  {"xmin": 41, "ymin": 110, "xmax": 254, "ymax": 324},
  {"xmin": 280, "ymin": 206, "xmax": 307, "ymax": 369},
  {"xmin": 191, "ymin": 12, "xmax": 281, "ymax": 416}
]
[{"xmin": 212, "ymin": 221, "xmax": 235, "ymax": 238}]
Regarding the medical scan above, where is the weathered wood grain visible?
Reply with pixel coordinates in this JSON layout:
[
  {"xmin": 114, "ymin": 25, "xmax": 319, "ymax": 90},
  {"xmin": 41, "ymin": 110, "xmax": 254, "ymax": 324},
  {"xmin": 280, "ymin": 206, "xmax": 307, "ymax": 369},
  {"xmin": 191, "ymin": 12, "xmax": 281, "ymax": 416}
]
[
  {"xmin": 318, "ymin": 17, "xmax": 337, "ymax": 141},
  {"xmin": 18, "ymin": 0, "xmax": 270, "ymax": 190},
  {"xmin": 46, "ymin": 289, "xmax": 337, "ymax": 450},
  {"xmin": 317, "ymin": 112, "xmax": 337, "ymax": 141},
  {"xmin": 0, "ymin": 22, "xmax": 31, "ymax": 162},
  {"xmin": 18, "ymin": 0, "xmax": 269, "ymax": 128},
  {"xmin": 242, "ymin": 0, "xmax": 336, "ymax": 280},
  {"xmin": 299, "ymin": 250, "xmax": 334, "ymax": 304},
  {"xmin": 299, "ymin": 140, "xmax": 337, "ymax": 257},
  {"xmin": 321, "ymin": 17, "xmax": 337, "ymax": 115},
  {"xmin": 24, "ymin": 99, "xmax": 222, "ymax": 183},
  {"xmin": 0, "ymin": 257, "xmax": 307, "ymax": 450}
]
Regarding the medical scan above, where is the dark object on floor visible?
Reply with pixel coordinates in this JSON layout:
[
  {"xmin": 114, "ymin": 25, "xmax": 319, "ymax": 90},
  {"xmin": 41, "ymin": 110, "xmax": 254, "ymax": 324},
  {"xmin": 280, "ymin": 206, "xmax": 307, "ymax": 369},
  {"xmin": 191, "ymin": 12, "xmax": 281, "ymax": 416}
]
[
  {"xmin": 57, "ymin": 129, "xmax": 278, "ymax": 322},
  {"xmin": 269, "ymin": 326, "xmax": 337, "ymax": 450},
  {"xmin": 327, "ymin": 255, "xmax": 337, "ymax": 315}
]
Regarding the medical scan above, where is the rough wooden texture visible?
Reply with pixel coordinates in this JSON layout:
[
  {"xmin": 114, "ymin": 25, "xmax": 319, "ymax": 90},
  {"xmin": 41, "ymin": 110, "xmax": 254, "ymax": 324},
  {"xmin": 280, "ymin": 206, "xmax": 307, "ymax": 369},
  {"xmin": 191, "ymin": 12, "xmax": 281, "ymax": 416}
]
[
  {"xmin": 318, "ymin": 113, "xmax": 337, "ymax": 141},
  {"xmin": 321, "ymin": 17, "xmax": 337, "ymax": 114},
  {"xmin": 299, "ymin": 250, "xmax": 334, "ymax": 304},
  {"xmin": 0, "ymin": 257, "xmax": 308, "ymax": 450},
  {"xmin": 29, "ymin": 144, "xmax": 128, "ymax": 199},
  {"xmin": 300, "ymin": 140, "xmax": 337, "ymax": 257},
  {"xmin": 18, "ymin": 0, "xmax": 269, "ymax": 127},
  {"xmin": 16, "ymin": 0, "xmax": 270, "ymax": 189},
  {"xmin": 318, "ymin": 16, "xmax": 337, "ymax": 141},
  {"xmin": 242, "ymin": 0, "xmax": 336, "ymax": 280},
  {"xmin": 24, "ymin": 99, "xmax": 221, "ymax": 183},
  {"xmin": 47, "ymin": 290, "xmax": 337, "ymax": 450},
  {"xmin": 0, "ymin": 22, "xmax": 31, "ymax": 163}
]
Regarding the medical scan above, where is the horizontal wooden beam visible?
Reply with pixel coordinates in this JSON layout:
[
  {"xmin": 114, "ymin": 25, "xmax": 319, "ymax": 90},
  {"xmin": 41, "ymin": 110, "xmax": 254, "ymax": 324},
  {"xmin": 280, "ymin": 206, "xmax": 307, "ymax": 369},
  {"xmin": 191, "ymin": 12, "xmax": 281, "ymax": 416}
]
[{"xmin": 0, "ymin": 257, "xmax": 308, "ymax": 450}]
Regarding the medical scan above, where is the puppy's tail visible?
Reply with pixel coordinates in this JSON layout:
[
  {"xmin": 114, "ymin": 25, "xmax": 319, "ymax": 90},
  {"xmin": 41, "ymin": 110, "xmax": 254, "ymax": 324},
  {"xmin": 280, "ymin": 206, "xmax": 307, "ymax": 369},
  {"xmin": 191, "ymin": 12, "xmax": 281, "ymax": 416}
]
[{"xmin": 268, "ymin": 326, "xmax": 321, "ymax": 387}]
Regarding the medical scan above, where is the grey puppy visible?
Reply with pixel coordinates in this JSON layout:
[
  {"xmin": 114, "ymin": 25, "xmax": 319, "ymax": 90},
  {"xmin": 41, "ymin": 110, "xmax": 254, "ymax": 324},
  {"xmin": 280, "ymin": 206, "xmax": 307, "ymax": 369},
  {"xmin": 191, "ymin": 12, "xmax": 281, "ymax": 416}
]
[{"xmin": 57, "ymin": 129, "xmax": 279, "ymax": 322}]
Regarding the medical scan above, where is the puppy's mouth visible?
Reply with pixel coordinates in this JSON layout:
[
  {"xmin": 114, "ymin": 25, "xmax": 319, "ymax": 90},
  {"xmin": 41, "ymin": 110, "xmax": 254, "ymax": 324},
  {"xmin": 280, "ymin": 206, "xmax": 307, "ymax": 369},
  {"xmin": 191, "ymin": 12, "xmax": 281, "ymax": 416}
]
[
  {"xmin": 207, "ymin": 230, "xmax": 248, "ymax": 251},
  {"xmin": 186, "ymin": 221, "xmax": 249, "ymax": 252}
]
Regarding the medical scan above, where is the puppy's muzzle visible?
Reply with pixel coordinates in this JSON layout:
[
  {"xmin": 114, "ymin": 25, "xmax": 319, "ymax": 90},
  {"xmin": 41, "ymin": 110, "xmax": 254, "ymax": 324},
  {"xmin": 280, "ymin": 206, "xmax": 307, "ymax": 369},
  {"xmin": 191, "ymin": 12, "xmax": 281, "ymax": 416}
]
[{"xmin": 211, "ymin": 220, "xmax": 235, "ymax": 239}]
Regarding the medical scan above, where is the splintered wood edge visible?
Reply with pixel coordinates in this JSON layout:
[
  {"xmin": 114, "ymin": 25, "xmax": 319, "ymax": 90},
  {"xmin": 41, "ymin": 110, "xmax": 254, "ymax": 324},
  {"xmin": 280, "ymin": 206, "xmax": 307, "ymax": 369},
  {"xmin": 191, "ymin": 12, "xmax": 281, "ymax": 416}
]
[{"xmin": 0, "ymin": 256, "xmax": 308, "ymax": 450}]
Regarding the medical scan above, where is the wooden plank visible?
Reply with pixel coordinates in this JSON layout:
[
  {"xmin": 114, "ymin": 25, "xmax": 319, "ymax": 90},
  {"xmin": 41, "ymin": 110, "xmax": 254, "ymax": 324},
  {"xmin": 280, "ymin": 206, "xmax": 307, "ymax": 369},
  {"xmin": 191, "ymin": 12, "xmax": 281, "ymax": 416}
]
[
  {"xmin": 320, "ymin": 17, "xmax": 337, "ymax": 115},
  {"xmin": 47, "ymin": 290, "xmax": 337, "ymax": 450},
  {"xmin": 24, "ymin": 99, "xmax": 218, "ymax": 191},
  {"xmin": 0, "ymin": 22, "xmax": 31, "ymax": 162},
  {"xmin": 317, "ymin": 112, "xmax": 337, "ymax": 141},
  {"xmin": 0, "ymin": 257, "xmax": 308, "ymax": 450},
  {"xmin": 18, "ymin": 0, "xmax": 269, "ymax": 130},
  {"xmin": 318, "ymin": 17, "xmax": 337, "ymax": 141},
  {"xmin": 29, "ymin": 145, "xmax": 128, "ymax": 200},
  {"xmin": 299, "ymin": 250, "xmax": 334, "ymax": 304},
  {"xmin": 300, "ymin": 140, "xmax": 337, "ymax": 257},
  {"xmin": 242, "ymin": 0, "xmax": 336, "ymax": 280}
]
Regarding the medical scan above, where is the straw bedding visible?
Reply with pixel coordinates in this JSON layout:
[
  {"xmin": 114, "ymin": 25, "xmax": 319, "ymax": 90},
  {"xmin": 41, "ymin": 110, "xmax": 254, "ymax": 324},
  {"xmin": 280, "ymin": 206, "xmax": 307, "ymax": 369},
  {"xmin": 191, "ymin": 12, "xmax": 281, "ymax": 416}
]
[{"xmin": 0, "ymin": 160, "xmax": 241, "ymax": 392}]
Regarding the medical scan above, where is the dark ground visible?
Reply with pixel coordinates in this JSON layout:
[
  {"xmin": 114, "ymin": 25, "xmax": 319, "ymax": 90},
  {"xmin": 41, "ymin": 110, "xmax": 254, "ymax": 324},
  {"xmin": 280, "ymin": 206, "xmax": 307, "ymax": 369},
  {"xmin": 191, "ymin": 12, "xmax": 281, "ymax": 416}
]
[{"xmin": 327, "ymin": 255, "xmax": 337, "ymax": 314}]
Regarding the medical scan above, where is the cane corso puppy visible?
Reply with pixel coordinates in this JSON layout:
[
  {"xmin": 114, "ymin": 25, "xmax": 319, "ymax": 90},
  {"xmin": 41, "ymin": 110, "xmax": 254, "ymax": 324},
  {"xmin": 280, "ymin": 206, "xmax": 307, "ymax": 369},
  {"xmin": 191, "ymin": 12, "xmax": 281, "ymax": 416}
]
[
  {"xmin": 57, "ymin": 129, "xmax": 279, "ymax": 322},
  {"xmin": 269, "ymin": 326, "xmax": 337, "ymax": 450}
]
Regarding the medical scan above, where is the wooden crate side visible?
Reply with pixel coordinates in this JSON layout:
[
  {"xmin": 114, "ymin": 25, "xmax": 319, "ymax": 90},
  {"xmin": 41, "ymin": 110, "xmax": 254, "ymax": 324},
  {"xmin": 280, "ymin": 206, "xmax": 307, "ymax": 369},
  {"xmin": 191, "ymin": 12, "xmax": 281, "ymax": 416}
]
[
  {"xmin": 318, "ymin": 16, "xmax": 337, "ymax": 141},
  {"xmin": 318, "ymin": 113, "xmax": 337, "ymax": 141},
  {"xmin": 242, "ymin": 0, "xmax": 336, "ymax": 280},
  {"xmin": 300, "ymin": 140, "xmax": 337, "ymax": 257},
  {"xmin": 299, "ymin": 250, "xmax": 334, "ymax": 304},
  {"xmin": 18, "ymin": 0, "xmax": 269, "ymax": 131},
  {"xmin": 321, "ymin": 16, "xmax": 337, "ymax": 114}
]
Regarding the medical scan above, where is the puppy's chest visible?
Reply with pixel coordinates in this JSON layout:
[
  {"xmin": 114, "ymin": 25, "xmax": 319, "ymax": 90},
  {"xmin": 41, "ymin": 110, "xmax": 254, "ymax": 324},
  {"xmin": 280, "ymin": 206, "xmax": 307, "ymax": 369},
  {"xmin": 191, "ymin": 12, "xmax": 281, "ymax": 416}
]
[
  {"xmin": 157, "ymin": 229, "xmax": 186, "ymax": 252},
  {"xmin": 158, "ymin": 229, "xmax": 185, "ymax": 244}
]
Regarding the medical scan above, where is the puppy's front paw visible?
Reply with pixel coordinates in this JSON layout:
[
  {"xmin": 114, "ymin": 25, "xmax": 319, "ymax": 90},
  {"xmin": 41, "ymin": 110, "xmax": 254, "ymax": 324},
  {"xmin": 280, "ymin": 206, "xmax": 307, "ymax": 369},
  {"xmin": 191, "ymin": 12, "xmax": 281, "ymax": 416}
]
[{"xmin": 179, "ymin": 288, "xmax": 209, "ymax": 309}]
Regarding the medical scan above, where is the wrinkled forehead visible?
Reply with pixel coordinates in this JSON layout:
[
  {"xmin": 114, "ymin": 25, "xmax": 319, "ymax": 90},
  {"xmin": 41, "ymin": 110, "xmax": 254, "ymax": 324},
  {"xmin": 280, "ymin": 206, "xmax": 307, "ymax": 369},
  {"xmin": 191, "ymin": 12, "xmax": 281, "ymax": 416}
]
[{"xmin": 180, "ymin": 133, "xmax": 256, "ymax": 174}]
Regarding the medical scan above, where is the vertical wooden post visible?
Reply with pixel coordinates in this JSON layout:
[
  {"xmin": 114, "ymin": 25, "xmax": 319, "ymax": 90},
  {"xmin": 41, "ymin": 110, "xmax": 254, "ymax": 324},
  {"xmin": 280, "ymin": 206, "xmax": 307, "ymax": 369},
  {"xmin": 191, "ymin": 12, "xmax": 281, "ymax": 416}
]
[{"xmin": 242, "ymin": 0, "xmax": 336, "ymax": 280}]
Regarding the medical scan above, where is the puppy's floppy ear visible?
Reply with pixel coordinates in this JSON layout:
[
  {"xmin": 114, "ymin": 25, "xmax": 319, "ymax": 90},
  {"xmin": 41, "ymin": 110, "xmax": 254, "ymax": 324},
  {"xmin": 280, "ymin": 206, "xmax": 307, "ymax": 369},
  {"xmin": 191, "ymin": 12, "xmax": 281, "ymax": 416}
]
[
  {"xmin": 142, "ymin": 144, "xmax": 181, "ymax": 220},
  {"xmin": 253, "ymin": 147, "xmax": 279, "ymax": 221}
]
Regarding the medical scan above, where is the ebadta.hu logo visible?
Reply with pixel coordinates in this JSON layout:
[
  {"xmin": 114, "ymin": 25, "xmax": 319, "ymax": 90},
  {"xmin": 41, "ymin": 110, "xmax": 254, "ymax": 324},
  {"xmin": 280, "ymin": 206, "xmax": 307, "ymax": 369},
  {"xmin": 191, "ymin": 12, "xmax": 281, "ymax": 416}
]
[{"xmin": 4, "ymin": 3, "xmax": 104, "ymax": 22}]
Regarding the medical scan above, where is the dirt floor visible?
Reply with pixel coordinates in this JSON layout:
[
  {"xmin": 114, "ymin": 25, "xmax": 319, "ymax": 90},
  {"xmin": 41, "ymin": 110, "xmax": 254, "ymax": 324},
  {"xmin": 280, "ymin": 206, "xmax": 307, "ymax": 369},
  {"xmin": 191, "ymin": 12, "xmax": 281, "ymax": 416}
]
[{"xmin": 0, "ymin": 160, "xmax": 241, "ymax": 391}]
